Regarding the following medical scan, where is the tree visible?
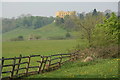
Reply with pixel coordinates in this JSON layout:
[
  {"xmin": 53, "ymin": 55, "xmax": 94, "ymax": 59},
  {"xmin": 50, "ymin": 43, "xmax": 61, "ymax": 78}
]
[
  {"xmin": 63, "ymin": 15, "xmax": 78, "ymax": 31},
  {"xmin": 91, "ymin": 13, "xmax": 119, "ymax": 47},
  {"xmin": 76, "ymin": 12, "xmax": 104, "ymax": 47},
  {"xmin": 66, "ymin": 32, "xmax": 71, "ymax": 38},
  {"xmin": 2, "ymin": 18, "xmax": 17, "ymax": 33},
  {"xmin": 77, "ymin": 13, "xmax": 84, "ymax": 19},
  {"xmin": 55, "ymin": 17, "xmax": 64, "ymax": 25},
  {"xmin": 105, "ymin": 13, "xmax": 111, "ymax": 19},
  {"xmin": 18, "ymin": 36, "xmax": 24, "ymax": 40},
  {"xmin": 92, "ymin": 9, "xmax": 98, "ymax": 16},
  {"xmin": 64, "ymin": 16, "xmax": 74, "ymax": 31},
  {"xmin": 2, "ymin": 14, "xmax": 55, "ymax": 33}
]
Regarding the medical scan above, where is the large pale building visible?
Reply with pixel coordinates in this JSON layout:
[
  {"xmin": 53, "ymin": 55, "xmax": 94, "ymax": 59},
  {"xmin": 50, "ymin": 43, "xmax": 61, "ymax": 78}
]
[{"xmin": 56, "ymin": 11, "xmax": 76, "ymax": 18}]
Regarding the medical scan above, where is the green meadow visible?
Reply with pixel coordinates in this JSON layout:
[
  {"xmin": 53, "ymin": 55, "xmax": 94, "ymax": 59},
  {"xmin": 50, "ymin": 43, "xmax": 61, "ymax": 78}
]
[
  {"xmin": 2, "ymin": 40, "xmax": 81, "ymax": 58},
  {"xmin": 2, "ymin": 40, "xmax": 79, "ymax": 78},
  {"xmin": 2, "ymin": 40, "xmax": 118, "ymax": 78}
]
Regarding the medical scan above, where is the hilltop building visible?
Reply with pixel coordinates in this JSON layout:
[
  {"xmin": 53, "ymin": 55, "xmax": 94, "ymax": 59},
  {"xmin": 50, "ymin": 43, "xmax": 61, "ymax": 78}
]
[{"xmin": 56, "ymin": 11, "xmax": 76, "ymax": 18}]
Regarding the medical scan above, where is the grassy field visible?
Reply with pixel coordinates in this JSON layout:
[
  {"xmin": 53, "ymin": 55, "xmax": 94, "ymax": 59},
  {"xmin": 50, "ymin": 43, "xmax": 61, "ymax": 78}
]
[
  {"xmin": 2, "ymin": 39, "xmax": 83, "ymax": 58},
  {"xmin": 2, "ymin": 39, "xmax": 89, "ymax": 78},
  {"xmin": 2, "ymin": 40, "xmax": 119, "ymax": 79},
  {"xmin": 26, "ymin": 58, "xmax": 118, "ymax": 78},
  {"xmin": 2, "ymin": 39, "xmax": 118, "ymax": 79},
  {"xmin": 2, "ymin": 39, "xmax": 81, "ymax": 78}
]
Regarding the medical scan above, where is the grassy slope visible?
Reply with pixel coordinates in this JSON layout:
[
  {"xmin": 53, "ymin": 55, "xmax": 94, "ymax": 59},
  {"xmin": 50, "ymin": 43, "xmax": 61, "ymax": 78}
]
[
  {"xmin": 32, "ymin": 23, "xmax": 67, "ymax": 39},
  {"xmin": 2, "ymin": 23, "xmax": 67, "ymax": 41},
  {"xmin": 27, "ymin": 59, "xmax": 118, "ymax": 78}
]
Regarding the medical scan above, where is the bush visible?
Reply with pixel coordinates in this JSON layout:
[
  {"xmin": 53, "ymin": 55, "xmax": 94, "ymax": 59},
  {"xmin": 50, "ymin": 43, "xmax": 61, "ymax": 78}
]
[
  {"xmin": 10, "ymin": 36, "xmax": 24, "ymax": 41},
  {"xmin": 18, "ymin": 36, "xmax": 24, "ymax": 40},
  {"xmin": 66, "ymin": 32, "xmax": 71, "ymax": 38},
  {"xmin": 34, "ymin": 35, "xmax": 41, "ymax": 40},
  {"xmin": 78, "ymin": 45, "xmax": 118, "ymax": 59}
]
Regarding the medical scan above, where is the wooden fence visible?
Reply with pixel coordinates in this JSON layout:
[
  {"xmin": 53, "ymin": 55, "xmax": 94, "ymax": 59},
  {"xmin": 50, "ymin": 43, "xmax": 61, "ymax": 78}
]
[{"xmin": 0, "ymin": 51, "xmax": 80, "ymax": 79}]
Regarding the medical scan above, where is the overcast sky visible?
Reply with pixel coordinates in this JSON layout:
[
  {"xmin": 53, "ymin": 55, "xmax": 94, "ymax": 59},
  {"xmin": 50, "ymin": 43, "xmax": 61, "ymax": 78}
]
[{"xmin": 1, "ymin": 2, "xmax": 118, "ymax": 18}]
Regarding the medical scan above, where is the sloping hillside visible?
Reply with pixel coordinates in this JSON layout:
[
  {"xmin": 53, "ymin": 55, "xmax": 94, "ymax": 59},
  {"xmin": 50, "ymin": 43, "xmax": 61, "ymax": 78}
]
[
  {"xmin": 32, "ymin": 23, "xmax": 67, "ymax": 39},
  {"xmin": 2, "ymin": 23, "xmax": 68, "ymax": 41}
]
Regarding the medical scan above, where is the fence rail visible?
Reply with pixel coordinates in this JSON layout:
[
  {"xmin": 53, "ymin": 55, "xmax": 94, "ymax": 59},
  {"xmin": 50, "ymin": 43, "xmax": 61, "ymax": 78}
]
[{"xmin": 1, "ymin": 51, "xmax": 80, "ymax": 79}]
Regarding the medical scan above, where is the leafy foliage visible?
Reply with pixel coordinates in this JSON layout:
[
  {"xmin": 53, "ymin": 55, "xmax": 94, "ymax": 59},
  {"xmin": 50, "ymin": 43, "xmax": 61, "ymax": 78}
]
[
  {"xmin": 66, "ymin": 32, "xmax": 71, "ymax": 38},
  {"xmin": 55, "ymin": 17, "xmax": 64, "ymax": 25},
  {"xmin": 76, "ymin": 12, "xmax": 104, "ymax": 47},
  {"xmin": 91, "ymin": 13, "xmax": 119, "ymax": 47},
  {"xmin": 63, "ymin": 15, "xmax": 78, "ymax": 31},
  {"xmin": 2, "ymin": 18, "xmax": 17, "ymax": 33},
  {"xmin": 10, "ymin": 35, "xmax": 24, "ymax": 41},
  {"xmin": 55, "ymin": 15, "xmax": 78, "ymax": 31}
]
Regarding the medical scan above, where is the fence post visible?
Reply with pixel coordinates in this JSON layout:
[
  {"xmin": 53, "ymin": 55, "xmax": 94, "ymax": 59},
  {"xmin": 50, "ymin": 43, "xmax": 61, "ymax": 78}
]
[
  {"xmin": 1, "ymin": 57, "xmax": 4, "ymax": 78},
  {"xmin": 26, "ymin": 56, "xmax": 30, "ymax": 76},
  {"xmin": 73, "ymin": 53, "xmax": 76, "ymax": 61},
  {"xmin": 38, "ymin": 56, "xmax": 44, "ymax": 74},
  {"xmin": 42, "ymin": 56, "xmax": 48, "ymax": 72},
  {"xmin": 70, "ymin": 53, "xmax": 74, "ymax": 61},
  {"xmin": 48, "ymin": 56, "xmax": 51, "ymax": 71},
  {"xmin": 16, "ymin": 54, "xmax": 22, "ymax": 75},
  {"xmin": 2, "ymin": 57, "xmax": 4, "ymax": 70},
  {"xmin": 59, "ymin": 54, "xmax": 62, "ymax": 67},
  {"xmin": 11, "ymin": 57, "xmax": 16, "ymax": 78}
]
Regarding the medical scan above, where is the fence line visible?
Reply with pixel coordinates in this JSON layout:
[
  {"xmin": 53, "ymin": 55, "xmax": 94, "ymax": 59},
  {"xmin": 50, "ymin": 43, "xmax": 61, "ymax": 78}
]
[{"xmin": 1, "ymin": 51, "xmax": 80, "ymax": 79}]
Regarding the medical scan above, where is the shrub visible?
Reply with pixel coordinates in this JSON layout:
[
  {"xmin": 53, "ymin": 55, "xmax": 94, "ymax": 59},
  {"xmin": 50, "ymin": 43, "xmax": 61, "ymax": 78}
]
[
  {"xmin": 34, "ymin": 35, "xmax": 41, "ymax": 40},
  {"xmin": 78, "ymin": 45, "xmax": 118, "ymax": 59},
  {"xmin": 18, "ymin": 36, "xmax": 24, "ymax": 40},
  {"xmin": 66, "ymin": 32, "xmax": 71, "ymax": 38},
  {"xmin": 10, "ymin": 36, "xmax": 24, "ymax": 41}
]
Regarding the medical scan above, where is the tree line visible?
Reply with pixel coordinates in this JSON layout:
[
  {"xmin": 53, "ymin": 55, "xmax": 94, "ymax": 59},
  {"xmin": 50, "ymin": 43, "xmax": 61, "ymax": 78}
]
[{"xmin": 2, "ymin": 14, "xmax": 54, "ymax": 33}]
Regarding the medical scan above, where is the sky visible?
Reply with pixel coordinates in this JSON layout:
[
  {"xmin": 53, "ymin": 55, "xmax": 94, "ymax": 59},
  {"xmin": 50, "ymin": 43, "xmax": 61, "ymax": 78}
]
[
  {"xmin": 1, "ymin": 2, "xmax": 118, "ymax": 18},
  {"xmin": 1, "ymin": 0, "xmax": 119, "ymax": 2}
]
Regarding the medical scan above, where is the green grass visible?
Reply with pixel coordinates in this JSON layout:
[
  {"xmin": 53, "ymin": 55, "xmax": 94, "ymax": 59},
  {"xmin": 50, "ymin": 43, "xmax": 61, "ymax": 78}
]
[
  {"xmin": 26, "ymin": 58, "xmax": 119, "ymax": 78},
  {"xmin": 32, "ymin": 23, "xmax": 67, "ymax": 39},
  {"xmin": 2, "ymin": 40, "xmax": 118, "ymax": 78},
  {"xmin": 2, "ymin": 27, "xmax": 34, "ymax": 41},
  {"xmin": 2, "ymin": 23, "xmax": 68, "ymax": 41},
  {"xmin": 2, "ymin": 40, "xmax": 75, "ymax": 78},
  {"xmin": 2, "ymin": 40, "xmax": 81, "ymax": 57},
  {"xmin": 2, "ymin": 39, "xmax": 88, "ymax": 78}
]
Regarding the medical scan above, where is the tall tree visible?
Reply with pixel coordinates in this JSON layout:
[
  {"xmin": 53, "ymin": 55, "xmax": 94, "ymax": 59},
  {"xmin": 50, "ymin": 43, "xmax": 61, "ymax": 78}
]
[
  {"xmin": 64, "ymin": 15, "xmax": 75, "ymax": 31},
  {"xmin": 76, "ymin": 12, "xmax": 104, "ymax": 47}
]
